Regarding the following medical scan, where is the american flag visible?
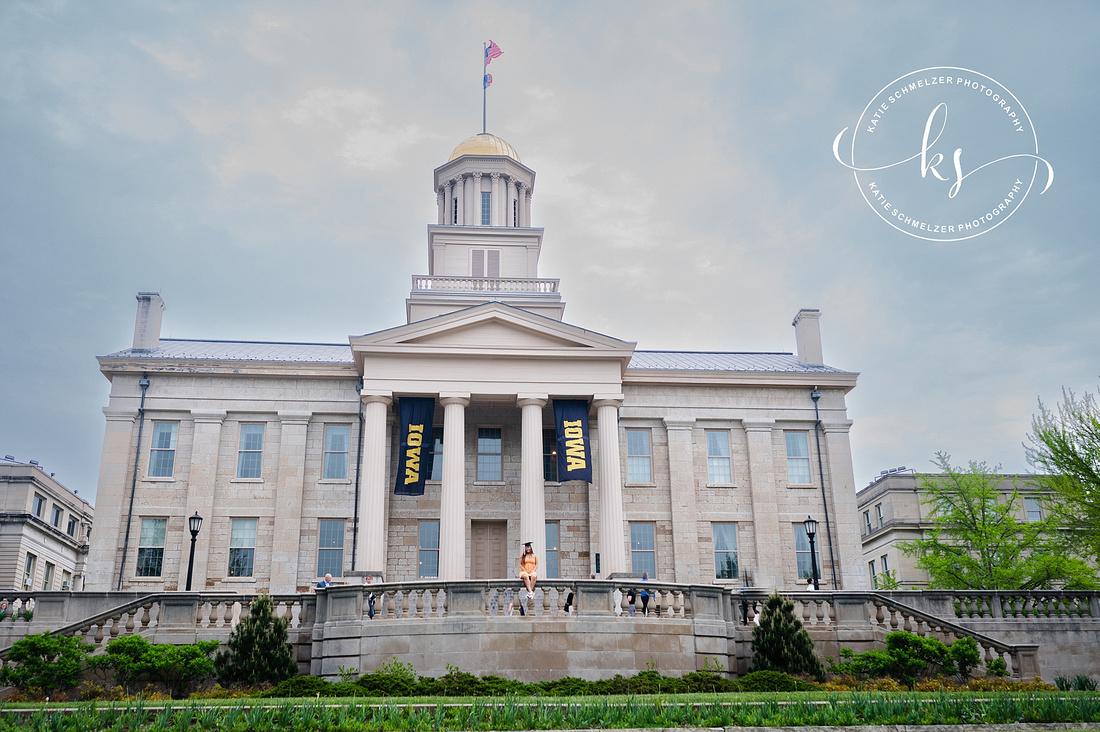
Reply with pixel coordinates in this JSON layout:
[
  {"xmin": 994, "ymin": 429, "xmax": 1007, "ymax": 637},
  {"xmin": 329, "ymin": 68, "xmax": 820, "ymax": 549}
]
[
  {"xmin": 484, "ymin": 40, "xmax": 502, "ymax": 66},
  {"xmin": 484, "ymin": 73, "xmax": 493, "ymax": 89}
]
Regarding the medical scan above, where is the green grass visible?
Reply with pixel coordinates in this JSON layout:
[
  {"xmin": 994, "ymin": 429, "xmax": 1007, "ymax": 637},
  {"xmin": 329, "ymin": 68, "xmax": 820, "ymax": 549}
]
[{"xmin": 0, "ymin": 691, "xmax": 1099, "ymax": 730}]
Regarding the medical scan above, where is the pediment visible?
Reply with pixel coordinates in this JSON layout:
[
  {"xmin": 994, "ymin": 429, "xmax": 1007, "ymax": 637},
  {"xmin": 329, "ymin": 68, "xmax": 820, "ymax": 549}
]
[{"xmin": 350, "ymin": 303, "xmax": 635, "ymax": 359}]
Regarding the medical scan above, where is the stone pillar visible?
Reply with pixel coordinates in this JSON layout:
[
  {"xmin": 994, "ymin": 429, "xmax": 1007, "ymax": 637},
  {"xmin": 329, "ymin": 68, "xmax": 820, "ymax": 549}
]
[
  {"xmin": 523, "ymin": 185, "xmax": 532, "ymax": 226},
  {"xmin": 445, "ymin": 181, "xmax": 455, "ymax": 225},
  {"xmin": 472, "ymin": 172, "xmax": 483, "ymax": 225},
  {"xmin": 507, "ymin": 177, "xmax": 517, "ymax": 227},
  {"xmin": 518, "ymin": 395, "xmax": 548, "ymax": 561},
  {"xmin": 83, "ymin": 408, "xmax": 137, "ymax": 590},
  {"xmin": 490, "ymin": 172, "xmax": 501, "ymax": 226},
  {"xmin": 357, "ymin": 393, "xmax": 392, "ymax": 573},
  {"xmin": 594, "ymin": 396, "xmax": 626, "ymax": 576},
  {"xmin": 821, "ymin": 420, "xmax": 865, "ymax": 589},
  {"xmin": 664, "ymin": 418, "xmax": 700, "ymax": 583},
  {"xmin": 436, "ymin": 187, "xmax": 445, "ymax": 225},
  {"xmin": 455, "ymin": 176, "xmax": 465, "ymax": 225},
  {"xmin": 182, "ymin": 409, "xmax": 226, "ymax": 592},
  {"xmin": 438, "ymin": 394, "xmax": 470, "ymax": 580},
  {"xmin": 270, "ymin": 411, "xmax": 311, "ymax": 593},
  {"xmin": 464, "ymin": 173, "xmax": 475, "ymax": 225},
  {"xmin": 744, "ymin": 419, "xmax": 783, "ymax": 590}
]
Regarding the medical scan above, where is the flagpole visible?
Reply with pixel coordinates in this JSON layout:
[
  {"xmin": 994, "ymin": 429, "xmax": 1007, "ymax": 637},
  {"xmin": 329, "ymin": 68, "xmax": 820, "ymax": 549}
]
[{"xmin": 482, "ymin": 43, "xmax": 487, "ymax": 134}]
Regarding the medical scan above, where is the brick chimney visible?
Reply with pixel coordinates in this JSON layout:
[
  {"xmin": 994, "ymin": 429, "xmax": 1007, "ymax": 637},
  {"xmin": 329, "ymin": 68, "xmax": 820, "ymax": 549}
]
[
  {"xmin": 792, "ymin": 308, "xmax": 823, "ymax": 365},
  {"xmin": 132, "ymin": 293, "xmax": 165, "ymax": 351}
]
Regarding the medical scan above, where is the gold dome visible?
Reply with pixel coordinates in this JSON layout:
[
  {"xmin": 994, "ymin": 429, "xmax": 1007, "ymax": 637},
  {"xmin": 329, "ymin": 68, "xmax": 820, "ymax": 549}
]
[{"xmin": 448, "ymin": 133, "xmax": 521, "ymax": 163}]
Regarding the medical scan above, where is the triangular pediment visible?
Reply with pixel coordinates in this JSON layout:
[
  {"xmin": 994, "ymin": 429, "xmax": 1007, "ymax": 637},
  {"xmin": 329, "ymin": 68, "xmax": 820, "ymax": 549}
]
[{"xmin": 350, "ymin": 302, "xmax": 635, "ymax": 364}]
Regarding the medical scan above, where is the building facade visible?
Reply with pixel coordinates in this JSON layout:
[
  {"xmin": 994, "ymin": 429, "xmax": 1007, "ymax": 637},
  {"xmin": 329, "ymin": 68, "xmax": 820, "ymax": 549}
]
[
  {"xmin": 85, "ymin": 133, "xmax": 866, "ymax": 594},
  {"xmin": 0, "ymin": 461, "xmax": 93, "ymax": 593},
  {"xmin": 857, "ymin": 470, "xmax": 1050, "ymax": 589}
]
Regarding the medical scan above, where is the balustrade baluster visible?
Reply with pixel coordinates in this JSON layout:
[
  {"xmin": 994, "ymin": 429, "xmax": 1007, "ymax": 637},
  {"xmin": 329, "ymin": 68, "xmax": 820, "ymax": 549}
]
[
  {"xmin": 223, "ymin": 600, "xmax": 234, "ymax": 628},
  {"xmin": 124, "ymin": 610, "xmax": 136, "ymax": 634},
  {"xmin": 613, "ymin": 588, "xmax": 623, "ymax": 616}
]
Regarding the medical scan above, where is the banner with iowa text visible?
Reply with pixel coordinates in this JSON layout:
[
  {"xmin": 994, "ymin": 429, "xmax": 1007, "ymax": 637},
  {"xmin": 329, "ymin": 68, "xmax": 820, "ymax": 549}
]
[
  {"xmin": 553, "ymin": 399, "xmax": 592, "ymax": 482},
  {"xmin": 395, "ymin": 397, "xmax": 435, "ymax": 496}
]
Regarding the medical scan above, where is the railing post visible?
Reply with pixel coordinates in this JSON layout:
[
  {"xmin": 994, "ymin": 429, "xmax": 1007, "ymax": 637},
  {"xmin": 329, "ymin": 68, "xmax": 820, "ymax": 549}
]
[
  {"xmin": 1089, "ymin": 592, "xmax": 1100, "ymax": 618},
  {"xmin": 1013, "ymin": 644, "xmax": 1041, "ymax": 679},
  {"xmin": 576, "ymin": 580, "xmax": 615, "ymax": 616},
  {"xmin": 990, "ymin": 592, "xmax": 1003, "ymax": 619},
  {"xmin": 444, "ymin": 582, "xmax": 486, "ymax": 616},
  {"xmin": 155, "ymin": 593, "xmax": 200, "ymax": 644}
]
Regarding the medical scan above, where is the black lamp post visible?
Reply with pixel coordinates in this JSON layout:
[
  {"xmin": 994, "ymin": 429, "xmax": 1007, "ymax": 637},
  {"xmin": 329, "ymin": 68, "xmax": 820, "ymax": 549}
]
[
  {"xmin": 185, "ymin": 512, "xmax": 203, "ymax": 592},
  {"xmin": 803, "ymin": 515, "xmax": 820, "ymax": 590}
]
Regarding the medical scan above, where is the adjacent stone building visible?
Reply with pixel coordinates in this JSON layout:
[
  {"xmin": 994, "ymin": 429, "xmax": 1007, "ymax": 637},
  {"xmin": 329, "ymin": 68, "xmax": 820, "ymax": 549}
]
[
  {"xmin": 84, "ymin": 133, "xmax": 866, "ymax": 595},
  {"xmin": 0, "ymin": 460, "xmax": 93, "ymax": 592}
]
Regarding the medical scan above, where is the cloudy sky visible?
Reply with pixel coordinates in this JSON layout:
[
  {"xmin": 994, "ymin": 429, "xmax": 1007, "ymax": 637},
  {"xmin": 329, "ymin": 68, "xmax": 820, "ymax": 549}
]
[{"xmin": 2, "ymin": 1, "xmax": 1097, "ymax": 503}]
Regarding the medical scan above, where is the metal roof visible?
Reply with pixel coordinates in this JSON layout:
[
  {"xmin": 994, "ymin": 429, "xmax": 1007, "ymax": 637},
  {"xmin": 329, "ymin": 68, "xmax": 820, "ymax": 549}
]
[
  {"xmin": 628, "ymin": 351, "xmax": 850, "ymax": 374},
  {"xmin": 104, "ymin": 340, "xmax": 849, "ymax": 374}
]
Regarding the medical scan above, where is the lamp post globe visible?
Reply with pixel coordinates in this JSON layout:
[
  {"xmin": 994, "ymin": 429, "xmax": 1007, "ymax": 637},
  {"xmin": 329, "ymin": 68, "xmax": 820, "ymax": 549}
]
[{"xmin": 185, "ymin": 512, "xmax": 203, "ymax": 592}]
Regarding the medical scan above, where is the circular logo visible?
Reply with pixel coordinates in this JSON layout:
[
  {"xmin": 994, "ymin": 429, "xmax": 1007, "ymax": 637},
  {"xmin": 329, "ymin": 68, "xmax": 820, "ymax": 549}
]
[{"xmin": 833, "ymin": 67, "xmax": 1053, "ymax": 242}]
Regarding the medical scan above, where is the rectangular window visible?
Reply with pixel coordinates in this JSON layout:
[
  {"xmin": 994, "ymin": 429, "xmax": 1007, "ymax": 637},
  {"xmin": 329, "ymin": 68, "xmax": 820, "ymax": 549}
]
[
  {"xmin": 785, "ymin": 432, "xmax": 811, "ymax": 484},
  {"xmin": 477, "ymin": 427, "xmax": 502, "ymax": 481},
  {"xmin": 32, "ymin": 493, "xmax": 45, "ymax": 518},
  {"xmin": 794, "ymin": 523, "xmax": 820, "ymax": 581},
  {"xmin": 149, "ymin": 422, "xmax": 178, "ymax": 477},
  {"xmin": 875, "ymin": 503, "xmax": 884, "ymax": 528},
  {"xmin": 626, "ymin": 429, "xmax": 652, "ymax": 483},
  {"xmin": 713, "ymin": 523, "xmax": 738, "ymax": 579},
  {"xmin": 543, "ymin": 428, "xmax": 558, "ymax": 482},
  {"xmin": 706, "ymin": 430, "xmax": 732, "ymax": 483},
  {"xmin": 61, "ymin": 570, "xmax": 72, "ymax": 590},
  {"xmin": 452, "ymin": 198, "xmax": 458, "ymax": 224},
  {"xmin": 429, "ymin": 426, "xmax": 443, "ymax": 480},
  {"xmin": 545, "ymin": 522, "xmax": 560, "ymax": 579},
  {"xmin": 42, "ymin": 562, "xmax": 54, "ymax": 591},
  {"xmin": 868, "ymin": 560, "xmax": 877, "ymax": 588},
  {"xmin": 23, "ymin": 553, "xmax": 36, "ymax": 589},
  {"xmin": 418, "ymin": 520, "xmax": 440, "ymax": 578},
  {"xmin": 228, "ymin": 519, "xmax": 257, "ymax": 577},
  {"xmin": 481, "ymin": 191, "xmax": 491, "ymax": 225},
  {"xmin": 513, "ymin": 199, "xmax": 518, "ymax": 227},
  {"xmin": 1025, "ymin": 497, "xmax": 1043, "ymax": 522},
  {"xmin": 317, "ymin": 519, "xmax": 344, "ymax": 577},
  {"xmin": 67, "ymin": 516, "xmax": 77, "ymax": 537},
  {"xmin": 50, "ymin": 505, "xmax": 62, "ymax": 528},
  {"xmin": 880, "ymin": 554, "xmax": 890, "ymax": 574},
  {"xmin": 136, "ymin": 517, "xmax": 167, "ymax": 577},
  {"xmin": 323, "ymin": 424, "xmax": 351, "ymax": 480},
  {"xmin": 863, "ymin": 510, "xmax": 872, "ymax": 534},
  {"xmin": 629, "ymin": 522, "xmax": 656, "ymax": 576},
  {"xmin": 236, "ymin": 424, "xmax": 265, "ymax": 479}
]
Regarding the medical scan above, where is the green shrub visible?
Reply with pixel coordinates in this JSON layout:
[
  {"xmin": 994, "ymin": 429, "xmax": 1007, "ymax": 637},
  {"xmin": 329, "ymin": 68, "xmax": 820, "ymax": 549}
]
[
  {"xmin": 1056, "ymin": 674, "xmax": 1099, "ymax": 691},
  {"xmin": 261, "ymin": 674, "xmax": 334, "ymax": 698},
  {"xmin": 750, "ymin": 593, "xmax": 826, "ymax": 681},
  {"xmin": 986, "ymin": 657, "xmax": 1009, "ymax": 677},
  {"xmin": 829, "ymin": 630, "xmax": 981, "ymax": 687},
  {"xmin": 0, "ymin": 632, "xmax": 91, "ymax": 693},
  {"xmin": 92, "ymin": 635, "xmax": 219, "ymax": 698},
  {"xmin": 680, "ymin": 669, "xmax": 739, "ymax": 693},
  {"xmin": 215, "ymin": 595, "xmax": 298, "ymax": 687},
  {"xmin": 947, "ymin": 635, "xmax": 980, "ymax": 679},
  {"xmin": 735, "ymin": 670, "xmax": 818, "ymax": 692},
  {"xmin": 355, "ymin": 657, "xmax": 426, "ymax": 696}
]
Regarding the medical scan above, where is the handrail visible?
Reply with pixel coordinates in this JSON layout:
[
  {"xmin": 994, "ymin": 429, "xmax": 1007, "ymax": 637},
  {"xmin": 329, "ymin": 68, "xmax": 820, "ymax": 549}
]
[{"xmin": 0, "ymin": 594, "xmax": 162, "ymax": 659}]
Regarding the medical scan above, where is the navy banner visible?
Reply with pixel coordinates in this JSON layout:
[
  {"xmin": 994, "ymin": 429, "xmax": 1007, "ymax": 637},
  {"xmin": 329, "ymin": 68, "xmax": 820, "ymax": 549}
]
[
  {"xmin": 395, "ymin": 397, "xmax": 435, "ymax": 496},
  {"xmin": 553, "ymin": 399, "xmax": 592, "ymax": 483}
]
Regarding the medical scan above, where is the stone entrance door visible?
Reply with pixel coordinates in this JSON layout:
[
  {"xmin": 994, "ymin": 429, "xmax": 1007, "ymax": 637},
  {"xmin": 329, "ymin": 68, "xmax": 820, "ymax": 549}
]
[{"xmin": 470, "ymin": 520, "xmax": 508, "ymax": 579}]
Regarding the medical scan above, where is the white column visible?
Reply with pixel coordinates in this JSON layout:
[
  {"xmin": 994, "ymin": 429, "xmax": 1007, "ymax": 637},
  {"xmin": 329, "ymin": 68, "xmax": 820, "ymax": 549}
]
[
  {"xmin": 436, "ymin": 187, "xmax": 445, "ymax": 225},
  {"xmin": 83, "ymin": 408, "xmax": 137, "ymax": 590},
  {"xmin": 744, "ymin": 419, "xmax": 782, "ymax": 590},
  {"xmin": 455, "ymin": 176, "xmax": 465, "ymax": 225},
  {"xmin": 445, "ymin": 181, "xmax": 455, "ymax": 225},
  {"xmin": 183, "ymin": 409, "xmax": 226, "ymax": 592},
  {"xmin": 438, "ymin": 393, "xmax": 470, "ymax": 580},
  {"xmin": 490, "ymin": 173, "xmax": 501, "ymax": 226},
  {"xmin": 357, "ymin": 393, "xmax": 392, "ymax": 574},
  {"xmin": 518, "ymin": 184, "xmax": 529, "ymax": 227},
  {"xmin": 594, "ymin": 395, "xmax": 626, "ymax": 576},
  {"xmin": 464, "ymin": 174, "xmax": 475, "ymax": 225},
  {"xmin": 472, "ymin": 172, "xmax": 483, "ymax": 225},
  {"xmin": 525, "ymin": 187, "xmax": 532, "ymax": 226},
  {"xmin": 507, "ymin": 177, "xmax": 517, "ymax": 227},
  {"xmin": 270, "ymin": 410, "xmax": 311, "ymax": 593},
  {"xmin": 518, "ymin": 395, "xmax": 548, "ymax": 562}
]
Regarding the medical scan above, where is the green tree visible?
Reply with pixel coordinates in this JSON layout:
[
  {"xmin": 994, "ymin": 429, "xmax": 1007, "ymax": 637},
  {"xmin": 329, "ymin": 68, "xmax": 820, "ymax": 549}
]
[
  {"xmin": 0, "ymin": 632, "xmax": 91, "ymax": 693},
  {"xmin": 214, "ymin": 595, "xmax": 298, "ymax": 686},
  {"xmin": 750, "ymin": 593, "xmax": 825, "ymax": 682},
  {"xmin": 93, "ymin": 635, "xmax": 219, "ymax": 698},
  {"xmin": 1027, "ymin": 387, "xmax": 1100, "ymax": 564},
  {"xmin": 900, "ymin": 453, "xmax": 1097, "ymax": 590}
]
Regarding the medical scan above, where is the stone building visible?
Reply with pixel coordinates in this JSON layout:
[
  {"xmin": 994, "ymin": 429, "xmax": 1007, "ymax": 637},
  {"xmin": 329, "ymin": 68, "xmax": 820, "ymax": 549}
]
[
  {"xmin": 0, "ymin": 460, "xmax": 93, "ymax": 592},
  {"xmin": 857, "ymin": 470, "xmax": 1050, "ymax": 589},
  {"xmin": 84, "ymin": 133, "xmax": 865, "ymax": 594}
]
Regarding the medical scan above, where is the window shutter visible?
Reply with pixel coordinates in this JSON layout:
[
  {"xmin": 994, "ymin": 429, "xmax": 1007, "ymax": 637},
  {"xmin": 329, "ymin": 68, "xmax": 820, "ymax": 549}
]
[
  {"xmin": 487, "ymin": 250, "xmax": 500, "ymax": 278},
  {"xmin": 471, "ymin": 249, "xmax": 485, "ymax": 277}
]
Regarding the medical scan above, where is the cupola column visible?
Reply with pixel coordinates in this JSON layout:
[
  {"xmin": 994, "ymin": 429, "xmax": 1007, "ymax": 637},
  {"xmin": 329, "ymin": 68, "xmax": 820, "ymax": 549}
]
[
  {"xmin": 455, "ymin": 177, "xmax": 466, "ymax": 225},
  {"xmin": 518, "ymin": 184, "xmax": 530, "ymax": 227},
  {"xmin": 507, "ymin": 177, "xmax": 517, "ymax": 227},
  {"xmin": 524, "ymin": 187, "xmax": 532, "ymax": 227},
  {"xmin": 438, "ymin": 393, "xmax": 470, "ymax": 580},
  {"xmin": 490, "ymin": 173, "xmax": 501, "ymax": 226},
  {"xmin": 464, "ymin": 174, "xmax": 476, "ymax": 225},
  {"xmin": 436, "ymin": 187, "xmax": 445, "ymax": 225},
  {"xmin": 594, "ymin": 395, "xmax": 627, "ymax": 576},
  {"xmin": 472, "ymin": 172, "xmax": 483, "ymax": 225},
  {"xmin": 518, "ymin": 395, "xmax": 548, "ymax": 564},
  {"xmin": 445, "ymin": 181, "xmax": 454, "ymax": 225}
]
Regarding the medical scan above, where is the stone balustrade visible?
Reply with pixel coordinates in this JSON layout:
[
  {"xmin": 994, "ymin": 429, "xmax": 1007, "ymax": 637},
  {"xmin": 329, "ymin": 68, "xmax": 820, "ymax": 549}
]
[{"xmin": 411, "ymin": 275, "xmax": 559, "ymax": 293}]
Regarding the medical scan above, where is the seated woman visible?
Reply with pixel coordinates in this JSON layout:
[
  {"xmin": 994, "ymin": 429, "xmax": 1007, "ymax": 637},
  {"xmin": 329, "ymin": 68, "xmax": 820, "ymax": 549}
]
[{"xmin": 518, "ymin": 541, "xmax": 538, "ymax": 599}]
